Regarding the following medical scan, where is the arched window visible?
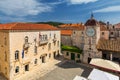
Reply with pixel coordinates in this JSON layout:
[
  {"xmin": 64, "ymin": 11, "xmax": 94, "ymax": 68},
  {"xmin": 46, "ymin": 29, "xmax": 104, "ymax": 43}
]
[
  {"xmin": 15, "ymin": 50, "xmax": 19, "ymax": 60},
  {"xmin": 25, "ymin": 36, "xmax": 28, "ymax": 43},
  {"xmin": 15, "ymin": 66, "xmax": 19, "ymax": 73}
]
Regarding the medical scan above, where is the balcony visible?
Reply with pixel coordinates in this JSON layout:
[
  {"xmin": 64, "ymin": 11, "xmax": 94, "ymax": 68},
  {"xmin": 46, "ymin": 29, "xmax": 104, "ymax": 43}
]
[
  {"xmin": 23, "ymin": 43, "xmax": 29, "ymax": 50},
  {"xmin": 39, "ymin": 39, "xmax": 48, "ymax": 45}
]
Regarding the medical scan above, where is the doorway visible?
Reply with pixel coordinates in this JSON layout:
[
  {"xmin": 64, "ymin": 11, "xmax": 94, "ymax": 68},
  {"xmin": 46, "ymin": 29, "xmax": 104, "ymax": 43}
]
[
  {"xmin": 54, "ymin": 52, "xmax": 56, "ymax": 58},
  {"xmin": 71, "ymin": 53, "xmax": 75, "ymax": 60},
  {"xmin": 102, "ymin": 54, "xmax": 107, "ymax": 59},
  {"xmin": 25, "ymin": 64, "xmax": 29, "ymax": 71},
  {"xmin": 42, "ymin": 56, "xmax": 45, "ymax": 63},
  {"xmin": 88, "ymin": 57, "xmax": 91, "ymax": 63}
]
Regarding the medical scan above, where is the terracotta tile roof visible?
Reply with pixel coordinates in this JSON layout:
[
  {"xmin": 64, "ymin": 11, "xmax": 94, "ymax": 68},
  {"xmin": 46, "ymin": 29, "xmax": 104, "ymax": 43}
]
[
  {"xmin": 59, "ymin": 23, "xmax": 85, "ymax": 30},
  {"xmin": 85, "ymin": 19, "xmax": 99, "ymax": 26},
  {"xmin": 114, "ymin": 23, "xmax": 120, "ymax": 29},
  {"xmin": 0, "ymin": 22, "xmax": 58, "ymax": 30},
  {"xmin": 97, "ymin": 39, "xmax": 120, "ymax": 52},
  {"xmin": 61, "ymin": 30, "xmax": 72, "ymax": 36}
]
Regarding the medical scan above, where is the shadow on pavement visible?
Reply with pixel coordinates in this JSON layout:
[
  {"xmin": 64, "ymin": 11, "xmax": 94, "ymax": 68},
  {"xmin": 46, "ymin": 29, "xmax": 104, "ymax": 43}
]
[{"xmin": 55, "ymin": 56, "xmax": 93, "ymax": 78}]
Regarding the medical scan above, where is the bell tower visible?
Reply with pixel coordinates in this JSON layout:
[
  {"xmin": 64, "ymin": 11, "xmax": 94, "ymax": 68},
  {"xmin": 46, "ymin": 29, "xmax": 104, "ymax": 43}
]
[{"xmin": 83, "ymin": 14, "xmax": 102, "ymax": 63}]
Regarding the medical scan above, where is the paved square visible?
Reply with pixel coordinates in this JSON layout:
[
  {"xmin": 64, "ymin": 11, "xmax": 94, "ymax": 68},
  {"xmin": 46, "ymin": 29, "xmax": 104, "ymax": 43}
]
[{"xmin": 39, "ymin": 61, "xmax": 93, "ymax": 80}]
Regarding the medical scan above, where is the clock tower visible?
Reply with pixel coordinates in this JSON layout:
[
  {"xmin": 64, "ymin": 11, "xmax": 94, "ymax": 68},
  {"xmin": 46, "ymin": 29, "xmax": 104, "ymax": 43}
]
[{"xmin": 83, "ymin": 13, "xmax": 102, "ymax": 63}]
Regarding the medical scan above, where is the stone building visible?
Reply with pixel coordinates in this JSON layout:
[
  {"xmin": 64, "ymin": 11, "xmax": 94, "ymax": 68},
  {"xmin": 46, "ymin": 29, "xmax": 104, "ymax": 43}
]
[
  {"xmin": 83, "ymin": 15, "xmax": 102, "ymax": 63},
  {"xmin": 0, "ymin": 23, "xmax": 61, "ymax": 80},
  {"xmin": 59, "ymin": 23, "xmax": 85, "ymax": 48},
  {"xmin": 97, "ymin": 39, "xmax": 120, "ymax": 63},
  {"xmin": 61, "ymin": 30, "xmax": 72, "ymax": 46}
]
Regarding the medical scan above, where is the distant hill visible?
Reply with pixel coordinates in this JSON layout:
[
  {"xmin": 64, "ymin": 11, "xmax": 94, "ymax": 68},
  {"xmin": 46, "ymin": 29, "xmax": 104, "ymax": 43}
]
[{"xmin": 35, "ymin": 21, "xmax": 64, "ymax": 27}]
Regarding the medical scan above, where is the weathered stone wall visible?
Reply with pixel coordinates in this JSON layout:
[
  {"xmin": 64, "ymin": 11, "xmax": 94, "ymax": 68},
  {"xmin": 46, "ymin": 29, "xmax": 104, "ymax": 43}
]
[
  {"xmin": 72, "ymin": 30, "xmax": 84, "ymax": 49},
  {"xmin": 62, "ymin": 51, "xmax": 82, "ymax": 62},
  {"xmin": 0, "ymin": 30, "xmax": 10, "ymax": 79},
  {"xmin": 61, "ymin": 35, "xmax": 72, "ymax": 46}
]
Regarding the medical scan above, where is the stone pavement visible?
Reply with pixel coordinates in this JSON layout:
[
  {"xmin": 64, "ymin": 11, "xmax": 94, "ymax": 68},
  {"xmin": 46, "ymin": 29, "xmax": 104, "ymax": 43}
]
[
  {"xmin": 39, "ymin": 61, "xmax": 93, "ymax": 80},
  {"xmin": 16, "ymin": 57, "xmax": 66, "ymax": 80}
]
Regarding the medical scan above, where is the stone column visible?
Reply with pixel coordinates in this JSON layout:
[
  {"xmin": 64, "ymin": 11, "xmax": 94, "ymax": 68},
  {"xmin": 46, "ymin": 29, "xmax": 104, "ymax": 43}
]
[{"xmin": 110, "ymin": 52, "xmax": 113, "ymax": 61}]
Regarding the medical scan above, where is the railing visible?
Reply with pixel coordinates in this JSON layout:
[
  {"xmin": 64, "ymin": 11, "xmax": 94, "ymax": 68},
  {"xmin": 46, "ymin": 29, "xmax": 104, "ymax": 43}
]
[{"xmin": 39, "ymin": 39, "xmax": 48, "ymax": 45}]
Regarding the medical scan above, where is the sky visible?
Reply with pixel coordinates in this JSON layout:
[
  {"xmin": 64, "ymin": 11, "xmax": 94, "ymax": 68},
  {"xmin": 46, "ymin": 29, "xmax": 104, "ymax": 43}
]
[{"xmin": 0, "ymin": 0, "xmax": 120, "ymax": 24}]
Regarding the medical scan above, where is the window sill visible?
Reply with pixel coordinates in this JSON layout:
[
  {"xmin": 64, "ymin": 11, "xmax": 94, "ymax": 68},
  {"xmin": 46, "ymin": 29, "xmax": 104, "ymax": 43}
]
[{"xmin": 14, "ymin": 72, "xmax": 19, "ymax": 76}]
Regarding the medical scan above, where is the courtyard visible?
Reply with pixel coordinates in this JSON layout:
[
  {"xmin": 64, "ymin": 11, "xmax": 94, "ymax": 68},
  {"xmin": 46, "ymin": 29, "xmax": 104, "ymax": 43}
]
[
  {"xmin": 0, "ymin": 57, "xmax": 93, "ymax": 80},
  {"xmin": 39, "ymin": 60, "xmax": 93, "ymax": 80}
]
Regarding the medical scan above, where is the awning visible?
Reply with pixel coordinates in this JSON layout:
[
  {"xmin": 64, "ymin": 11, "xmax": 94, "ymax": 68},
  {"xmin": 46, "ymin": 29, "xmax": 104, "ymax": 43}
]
[
  {"xmin": 90, "ymin": 58, "xmax": 120, "ymax": 72},
  {"xmin": 88, "ymin": 68, "xmax": 119, "ymax": 80}
]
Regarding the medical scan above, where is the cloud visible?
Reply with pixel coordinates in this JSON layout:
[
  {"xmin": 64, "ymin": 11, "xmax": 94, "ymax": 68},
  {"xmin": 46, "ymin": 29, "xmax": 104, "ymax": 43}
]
[
  {"xmin": 94, "ymin": 5, "xmax": 120, "ymax": 13},
  {"xmin": 47, "ymin": 1, "xmax": 65, "ymax": 5},
  {"xmin": 67, "ymin": 0, "xmax": 98, "ymax": 4},
  {"xmin": 0, "ymin": 16, "xmax": 26, "ymax": 23},
  {"xmin": 0, "ymin": 0, "xmax": 52, "ymax": 17}
]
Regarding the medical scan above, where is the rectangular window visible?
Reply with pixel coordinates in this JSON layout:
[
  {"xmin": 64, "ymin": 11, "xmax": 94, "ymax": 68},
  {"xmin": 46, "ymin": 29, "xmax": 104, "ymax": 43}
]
[
  {"xmin": 111, "ymin": 32, "xmax": 114, "ymax": 35},
  {"xmin": 34, "ymin": 46, "xmax": 37, "ymax": 54},
  {"xmin": 102, "ymin": 32, "xmax": 104, "ymax": 35},
  {"xmin": 15, "ymin": 66, "xmax": 19, "ymax": 73},
  {"xmin": 34, "ymin": 59, "xmax": 37, "ymax": 64},
  {"xmin": 25, "ymin": 64, "xmax": 29, "ymax": 71},
  {"xmin": 81, "ymin": 32, "xmax": 84, "ymax": 34},
  {"xmin": 66, "ymin": 52, "xmax": 69, "ymax": 56},
  {"xmin": 77, "ymin": 54, "xmax": 80, "ymax": 58},
  {"xmin": 15, "ymin": 50, "xmax": 19, "ymax": 60}
]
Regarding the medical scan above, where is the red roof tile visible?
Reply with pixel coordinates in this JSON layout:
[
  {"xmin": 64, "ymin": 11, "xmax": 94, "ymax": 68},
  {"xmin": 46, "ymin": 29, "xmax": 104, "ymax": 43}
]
[
  {"xmin": 61, "ymin": 30, "xmax": 72, "ymax": 36},
  {"xmin": 85, "ymin": 19, "xmax": 99, "ymax": 26},
  {"xmin": 0, "ymin": 22, "xmax": 58, "ymax": 30},
  {"xmin": 59, "ymin": 23, "xmax": 85, "ymax": 30}
]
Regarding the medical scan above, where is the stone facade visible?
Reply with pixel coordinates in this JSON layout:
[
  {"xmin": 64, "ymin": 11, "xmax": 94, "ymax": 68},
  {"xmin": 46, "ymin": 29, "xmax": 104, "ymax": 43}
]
[
  {"xmin": 83, "ymin": 25, "xmax": 102, "ymax": 63},
  {"xmin": 0, "ymin": 30, "xmax": 10, "ymax": 79},
  {"xmin": 61, "ymin": 35, "xmax": 72, "ymax": 46},
  {"xmin": 62, "ymin": 51, "xmax": 82, "ymax": 62},
  {"xmin": 0, "ymin": 23, "xmax": 61, "ymax": 80},
  {"xmin": 72, "ymin": 30, "xmax": 84, "ymax": 49}
]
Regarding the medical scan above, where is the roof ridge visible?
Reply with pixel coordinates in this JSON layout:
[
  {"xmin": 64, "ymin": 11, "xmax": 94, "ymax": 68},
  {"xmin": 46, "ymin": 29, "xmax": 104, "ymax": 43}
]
[{"xmin": 8, "ymin": 23, "xmax": 19, "ymax": 29}]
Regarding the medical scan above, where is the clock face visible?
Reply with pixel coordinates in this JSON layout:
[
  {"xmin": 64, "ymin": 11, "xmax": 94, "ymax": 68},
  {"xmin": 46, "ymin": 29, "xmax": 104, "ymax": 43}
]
[{"xmin": 86, "ymin": 28, "xmax": 95, "ymax": 37}]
